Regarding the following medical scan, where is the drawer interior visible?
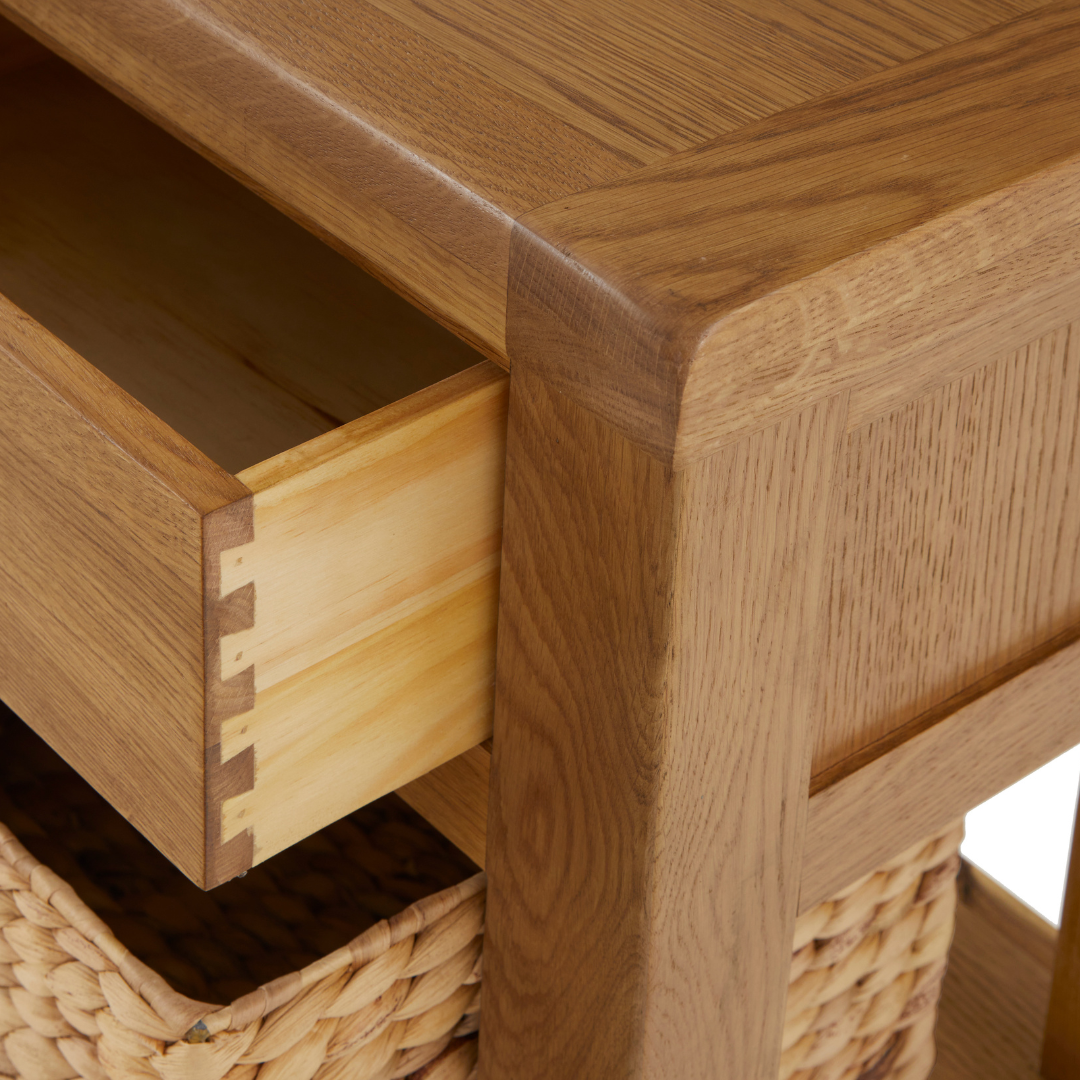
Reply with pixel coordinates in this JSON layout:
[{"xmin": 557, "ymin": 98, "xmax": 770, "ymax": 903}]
[
  {"xmin": 0, "ymin": 43, "xmax": 506, "ymax": 886},
  {"xmin": 0, "ymin": 57, "xmax": 483, "ymax": 475}
]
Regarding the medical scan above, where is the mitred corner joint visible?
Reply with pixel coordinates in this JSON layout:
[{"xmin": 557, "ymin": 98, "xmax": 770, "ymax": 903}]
[{"xmin": 202, "ymin": 497, "xmax": 256, "ymax": 889}]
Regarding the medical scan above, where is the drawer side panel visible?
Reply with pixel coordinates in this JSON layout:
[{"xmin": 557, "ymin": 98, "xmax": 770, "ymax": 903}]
[{"xmin": 217, "ymin": 363, "xmax": 507, "ymax": 867}]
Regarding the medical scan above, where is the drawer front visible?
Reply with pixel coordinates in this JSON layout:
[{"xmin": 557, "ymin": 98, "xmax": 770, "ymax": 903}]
[
  {"xmin": 0, "ymin": 291, "xmax": 507, "ymax": 887},
  {"xmin": 0, "ymin": 291, "xmax": 247, "ymax": 882}
]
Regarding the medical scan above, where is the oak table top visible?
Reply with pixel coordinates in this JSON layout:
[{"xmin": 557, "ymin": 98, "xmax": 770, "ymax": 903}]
[
  {"xmin": 5, "ymin": 0, "xmax": 1080, "ymax": 463},
  {"xmin": 5, "ymin": 4, "xmax": 1080, "ymax": 1079}
]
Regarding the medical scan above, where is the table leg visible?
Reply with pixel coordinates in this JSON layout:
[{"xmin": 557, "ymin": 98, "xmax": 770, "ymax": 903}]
[
  {"xmin": 478, "ymin": 368, "xmax": 847, "ymax": 1079},
  {"xmin": 1042, "ymin": 789, "xmax": 1080, "ymax": 1077}
]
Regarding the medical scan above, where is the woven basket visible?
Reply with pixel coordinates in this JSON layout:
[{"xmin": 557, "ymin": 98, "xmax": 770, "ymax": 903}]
[
  {"xmin": 0, "ymin": 711, "xmax": 960, "ymax": 1080},
  {"xmin": 0, "ymin": 713, "xmax": 483, "ymax": 1080},
  {"xmin": 783, "ymin": 821, "xmax": 963, "ymax": 1080}
]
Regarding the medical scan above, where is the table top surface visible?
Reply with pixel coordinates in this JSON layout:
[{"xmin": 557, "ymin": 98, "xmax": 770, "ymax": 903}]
[{"xmin": 5, "ymin": 0, "xmax": 1080, "ymax": 457}]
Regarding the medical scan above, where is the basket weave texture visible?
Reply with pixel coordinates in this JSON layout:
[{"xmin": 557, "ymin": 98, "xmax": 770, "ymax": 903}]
[
  {"xmin": 0, "ymin": 714, "xmax": 483, "ymax": 1080},
  {"xmin": 0, "ymin": 714, "xmax": 961, "ymax": 1080},
  {"xmin": 782, "ymin": 821, "xmax": 963, "ymax": 1080},
  {"xmin": 0, "ymin": 823, "xmax": 483, "ymax": 1080}
]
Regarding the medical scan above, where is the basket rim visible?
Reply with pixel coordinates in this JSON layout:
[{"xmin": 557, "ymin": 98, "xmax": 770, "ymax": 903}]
[{"xmin": 0, "ymin": 818, "xmax": 486, "ymax": 1041}]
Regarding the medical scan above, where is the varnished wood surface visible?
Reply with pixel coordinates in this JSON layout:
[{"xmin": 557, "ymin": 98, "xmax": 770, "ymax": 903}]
[
  {"xmin": 0, "ymin": 59, "xmax": 480, "ymax": 475},
  {"xmin": 816, "ymin": 320, "xmax": 1080, "ymax": 775},
  {"xmin": 14, "ymin": 38, "xmax": 1076, "ymax": 785},
  {"xmin": 1043, "ymin": 793, "xmax": 1080, "ymax": 1078},
  {"xmin": 802, "ymin": 632, "xmax": 1080, "ymax": 912},
  {"xmin": 397, "ymin": 742, "xmax": 491, "ymax": 868},
  {"xmin": 0, "ymin": 56, "xmax": 504, "ymax": 885},
  {"xmin": 0, "ymin": 292, "xmax": 246, "ymax": 883},
  {"xmin": 511, "ymin": 3, "xmax": 1080, "ymax": 462},
  {"xmin": 222, "ymin": 365, "xmax": 506, "ymax": 694},
  {"xmin": 215, "ymin": 365, "xmax": 506, "ymax": 869},
  {"xmin": 481, "ymin": 369, "xmax": 845, "ymax": 1078},
  {"xmin": 932, "ymin": 863, "xmax": 1056, "ymax": 1080},
  {"xmin": 0, "ymin": 1, "xmax": 1048, "ymax": 359},
  {"xmin": 412, "ymin": 317, "xmax": 1080, "ymax": 874},
  {"xmin": 395, "ymin": 622, "xmax": 1080, "ymax": 914}
]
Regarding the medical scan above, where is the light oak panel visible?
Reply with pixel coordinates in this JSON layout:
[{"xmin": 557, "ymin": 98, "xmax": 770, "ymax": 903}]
[
  {"xmin": 219, "ymin": 573, "xmax": 498, "ymax": 866},
  {"xmin": 510, "ymin": 4, "xmax": 1080, "ymax": 462},
  {"xmin": 362, "ymin": 0, "xmax": 1043, "ymax": 159},
  {"xmin": 932, "ymin": 863, "xmax": 1056, "ymax": 1080},
  {"xmin": 802, "ymin": 632, "xmax": 1080, "ymax": 912},
  {"xmin": 0, "ymin": 1, "xmax": 631, "ymax": 357},
  {"xmin": 221, "ymin": 365, "xmax": 506, "ymax": 691},
  {"xmin": 0, "ymin": 57, "xmax": 504, "ymax": 884},
  {"xmin": 402, "ymin": 624, "xmax": 1080, "ymax": 912},
  {"xmin": 397, "ymin": 743, "xmax": 491, "ymax": 869},
  {"xmin": 216, "ymin": 366, "xmax": 507, "ymax": 867},
  {"xmin": 481, "ymin": 370, "xmax": 845, "ymax": 1078},
  {"xmin": 816, "ymin": 320, "xmax": 1080, "ymax": 775}
]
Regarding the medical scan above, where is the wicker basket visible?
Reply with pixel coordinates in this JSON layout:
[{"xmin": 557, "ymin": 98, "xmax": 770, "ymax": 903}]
[
  {"xmin": 783, "ymin": 821, "xmax": 963, "ymax": 1080},
  {"xmin": 0, "ymin": 712, "xmax": 960, "ymax": 1080},
  {"xmin": 0, "ymin": 714, "xmax": 483, "ymax": 1080}
]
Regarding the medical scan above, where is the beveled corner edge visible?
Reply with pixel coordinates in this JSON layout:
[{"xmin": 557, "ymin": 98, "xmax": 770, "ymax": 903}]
[{"xmin": 507, "ymin": 0, "xmax": 1080, "ymax": 468}]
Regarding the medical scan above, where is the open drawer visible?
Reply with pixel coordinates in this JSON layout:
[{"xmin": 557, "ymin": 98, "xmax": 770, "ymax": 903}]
[{"xmin": 0, "ymin": 48, "xmax": 507, "ymax": 887}]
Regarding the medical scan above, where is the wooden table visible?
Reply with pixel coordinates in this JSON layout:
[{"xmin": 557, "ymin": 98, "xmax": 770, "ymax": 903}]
[{"xmin": 2, "ymin": 1, "xmax": 1080, "ymax": 1077}]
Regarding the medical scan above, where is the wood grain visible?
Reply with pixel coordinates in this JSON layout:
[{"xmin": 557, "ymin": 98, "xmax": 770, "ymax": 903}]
[
  {"xmin": 0, "ymin": 56, "xmax": 505, "ymax": 883},
  {"xmin": 1043, "ymin": 793, "xmax": 1080, "ymax": 1079},
  {"xmin": 0, "ymin": 59, "xmax": 481, "ymax": 475},
  {"xmin": 0, "ymin": 293, "xmax": 247, "ymax": 885},
  {"xmin": 214, "ymin": 365, "xmax": 506, "ymax": 868},
  {"xmin": 481, "ymin": 369, "xmax": 845, "ymax": 1078},
  {"xmin": 0, "ymin": 1, "xmax": 1047, "ymax": 358},
  {"xmin": 218, "ymin": 572, "xmax": 497, "ymax": 867},
  {"xmin": 932, "ymin": 862, "xmax": 1056, "ymax": 1080},
  {"xmin": 221, "ymin": 364, "xmax": 506, "ymax": 692},
  {"xmin": 802, "ymin": 633, "xmax": 1080, "ymax": 913},
  {"xmin": 394, "ymin": 623, "xmax": 1080, "ymax": 907},
  {"xmin": 816, "ymin": 321, "xmax": 1080, "ymax": 775},
  {"xmin": 397, "ymin": 743, "xmax": 491, "ymax": 868},
  {"xmin": 510, "ymin": 3, "xmax": 1080, "ymax": 462},
  {"xmin": 0, "ymin": 0, "xmax": 626, "ymax": 357},
  {"xmin": 361, "ymin": 0, "xmax": 1044, "ymax": 159}
]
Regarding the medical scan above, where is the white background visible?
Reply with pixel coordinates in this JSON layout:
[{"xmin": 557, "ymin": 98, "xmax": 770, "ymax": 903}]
[{"xmin": 962, "ymin": 743, "xmax": 1080, "ymax": 925}]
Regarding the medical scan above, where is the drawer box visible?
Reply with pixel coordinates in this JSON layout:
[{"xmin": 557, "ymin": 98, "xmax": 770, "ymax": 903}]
[{"xmin": 0, "ymin": 55, "xmax": 507, "ymax": 887}]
